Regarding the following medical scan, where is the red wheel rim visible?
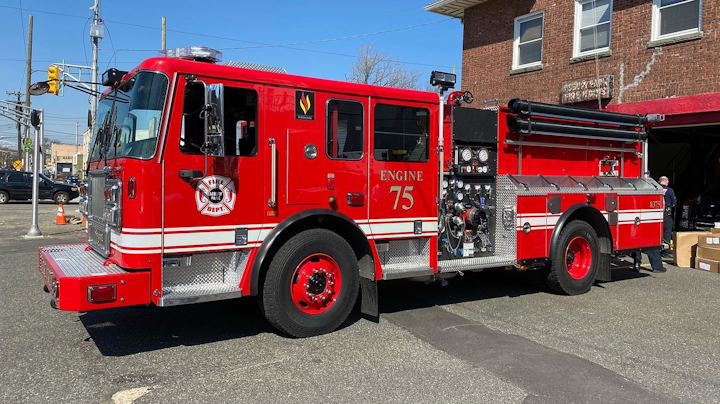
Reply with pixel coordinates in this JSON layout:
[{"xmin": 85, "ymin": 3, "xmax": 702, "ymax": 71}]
[
  {"xmin": 290, "ymin": 253, "xmax": 342, "ymax": 314},
  {"xmin": 565, "ymin": 236, "xmax": 592, "ymax": 280}
]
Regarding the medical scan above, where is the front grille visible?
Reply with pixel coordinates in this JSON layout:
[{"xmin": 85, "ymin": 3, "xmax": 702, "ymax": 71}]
[{"xmin": 90, "ymin": 175, "xmax": 106, "ymax": 219}]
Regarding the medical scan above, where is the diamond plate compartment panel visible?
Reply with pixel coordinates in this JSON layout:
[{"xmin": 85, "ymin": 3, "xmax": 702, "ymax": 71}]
[
  {"xmin": 162, "ymin": 250, "xmax": 249, "ymax": 298},
  {"xmin": 378, "ymin": 238, "xmax": 431, "ymax": 274},
  {"xmin": 439, "ymin": 175, "xmax": 517, "ymax": 272}
]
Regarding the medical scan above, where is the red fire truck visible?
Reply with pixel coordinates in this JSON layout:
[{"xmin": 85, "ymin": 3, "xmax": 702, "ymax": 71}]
[{"xmin": 38, "ymin": 47, "xmax": 664, "ymax": 337}]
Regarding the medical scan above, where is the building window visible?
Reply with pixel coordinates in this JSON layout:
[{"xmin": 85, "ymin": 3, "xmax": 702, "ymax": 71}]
[
  {"xmin": 373, "ymin": 104, "xmax": 429, "ymax": 163},
  {"xmin": 652, "ymin": 0, "xmax": 702, "ymax": 40},
  {"xmin": 513, "ymin": 11, "xmax": 544, "ymax": 70},
  {"xmin": 574, "ymin": 0, "xmax": 612, "ymax": 57},
  {"xmin": 326, "ymin": 100, "xmax": 364, "ymax": 160}
]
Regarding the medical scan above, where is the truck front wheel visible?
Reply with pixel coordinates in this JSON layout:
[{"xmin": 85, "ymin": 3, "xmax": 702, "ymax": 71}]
[
  {"xmin": 260, "ymin": 229, "xmax": 359, "ymax": 337},
  {"xmin": 545, "ymin": 220, "xmax": 599, "ymax": 295}
]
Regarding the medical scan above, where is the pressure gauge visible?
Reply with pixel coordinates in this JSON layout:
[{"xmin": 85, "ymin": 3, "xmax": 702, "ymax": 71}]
[
  {"xmin": 460, "ymin": 147, "xmax": 473, "ymax": 162},
  {"xmin": 464, "ymin": 183, "xmax": 471, "ymax": 191},
  {"xmin": 442, "ymin": 180, "xmax": 449, "ymax": 188},
  {"xmin": 456, "ymin": 179, "xmax": 464, "ymax": 188},
  {"xmin": 478, "ymin": 147, "xmax": 490, "ymax": 163},
  {"xmin": 456, "ymin": 192, "xmax": 464, "ymax": 201}
]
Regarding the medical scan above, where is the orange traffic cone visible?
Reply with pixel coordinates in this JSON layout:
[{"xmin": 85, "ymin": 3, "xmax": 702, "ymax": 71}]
[{"xmin": 56, "ymin": 204, "xmax": 67, "ymax": 225}]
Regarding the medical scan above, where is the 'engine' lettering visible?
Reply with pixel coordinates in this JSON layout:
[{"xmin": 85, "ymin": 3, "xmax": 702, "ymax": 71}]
[{"xmin": 380, "ymin": 170, "xmax": 423, "ymax": 182}]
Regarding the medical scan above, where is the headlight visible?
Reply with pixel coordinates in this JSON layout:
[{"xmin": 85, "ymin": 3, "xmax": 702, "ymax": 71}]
[
  {"xmin": 71, "ymin": 187, "xmax": 78, "ymax": 191},
  {"xmin": 104, "ymin": 179, "xmax": 122, "ymax": 204}
]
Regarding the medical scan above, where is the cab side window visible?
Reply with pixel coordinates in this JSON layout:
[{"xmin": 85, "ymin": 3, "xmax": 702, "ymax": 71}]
[
  {"xmin": 373, "ymin": 104, "xmax": 429, "ymax": 162},
  {"xmin": 326, "ymin": 100, "xmax": 364, "ymax": 160},
  {"xmin": 180, "ymin": 83, "xmax": 258, "ymax": 156},
  {"xmin": 180, "ymin": 82, "xmax": 205, "ymax": 154}
]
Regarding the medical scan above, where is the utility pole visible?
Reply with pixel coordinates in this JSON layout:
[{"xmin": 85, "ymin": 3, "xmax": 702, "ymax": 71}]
[
  {"xmin": 75, "ymin": 121, "xmax": 79, "ymax": 155},
  {"xmin": 162, "ymin": 16, "xmax": 167, "ymax": 51},
  {"xmin": 24, "ymin": 16, "xmax": 33, "ymax": 142},
  {"xmin": 6, "ymin": 91, "xmax": 23, "ymax": 159},
  {"xmin": 88, "ymin": 0, "xmax": 100, "ymax": 165}
]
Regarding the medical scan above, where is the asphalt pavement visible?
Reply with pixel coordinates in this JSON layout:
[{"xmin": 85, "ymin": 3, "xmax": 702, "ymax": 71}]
[{"xmin": 0, "ymin": 202, "xmax": 718, "ymax": 404}]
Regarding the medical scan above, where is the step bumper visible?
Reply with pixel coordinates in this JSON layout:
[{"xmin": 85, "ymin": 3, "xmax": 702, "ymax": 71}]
[{"xmin": 38, "ymin": 244, "xmax": 151, "ymax": 311}]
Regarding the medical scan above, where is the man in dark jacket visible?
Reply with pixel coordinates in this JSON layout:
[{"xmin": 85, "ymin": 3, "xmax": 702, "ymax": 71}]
[
  {"xmin": 659, "ymin": 176, "xmax": 676, "ymax": 257},
  {"xmin": 633, "ymin": 171, "xmax": 666, "ymax": 273}
]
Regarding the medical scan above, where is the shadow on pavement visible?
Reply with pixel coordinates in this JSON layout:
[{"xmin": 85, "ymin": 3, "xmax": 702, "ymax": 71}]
[
  {"xmin": 79, "ymin": 298, "xmax": 273, "ymax": 356},
  {"xmin": 80, "ymin": 295, "xmax": 364, "ymax": 356},
  {"xmin": 79, "ymin": 264, "xmax": 648, "ymax": 357}
]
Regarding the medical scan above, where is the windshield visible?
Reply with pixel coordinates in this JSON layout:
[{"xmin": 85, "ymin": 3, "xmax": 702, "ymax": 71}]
[{"xmin": 89, "ymin": 71, "xmax": 169, "ymax": 161}]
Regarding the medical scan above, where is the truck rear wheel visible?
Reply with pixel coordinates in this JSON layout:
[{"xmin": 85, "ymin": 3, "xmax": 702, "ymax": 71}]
[
  {"xmin": 260, "ymin": 229, "xmax": 359, "ymax": 337},
  {"xmin": 545, "ymin": 220, "xmax": 599, "ymax": 295}
]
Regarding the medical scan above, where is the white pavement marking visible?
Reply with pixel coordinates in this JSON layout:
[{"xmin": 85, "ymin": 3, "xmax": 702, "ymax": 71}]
[{"xmin": 111, "ymin": 386, "xmax": 154, "ymax": 404}]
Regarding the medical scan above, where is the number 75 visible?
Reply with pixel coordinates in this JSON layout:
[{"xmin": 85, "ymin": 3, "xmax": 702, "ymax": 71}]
[{"xmin": 389, "ymin": 185, "xmax": 414, "ymax": 210}]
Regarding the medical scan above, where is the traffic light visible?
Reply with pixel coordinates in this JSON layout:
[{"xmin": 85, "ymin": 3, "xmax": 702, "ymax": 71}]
[{"xmin": 47, "ymin": 65, "xmax": 60, "ymax": 95}]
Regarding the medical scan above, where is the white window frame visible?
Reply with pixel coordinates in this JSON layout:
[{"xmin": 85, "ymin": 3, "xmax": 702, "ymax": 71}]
[
  {"xmin": 651, "ymin": 0, "xmax": 702, "ymax": 41},
  {"xmin": 573, "ymin": 0, "xmax": 613, "ymax": 58},
  {"xmin": 513, "ymin": 10, "xmax": 544, "ymax": 70}
]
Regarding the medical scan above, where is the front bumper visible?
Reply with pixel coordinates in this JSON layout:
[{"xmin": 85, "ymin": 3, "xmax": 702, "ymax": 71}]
[{"xmin": 38, "ymin": 244, "xmax": 151, "ymax": 311}]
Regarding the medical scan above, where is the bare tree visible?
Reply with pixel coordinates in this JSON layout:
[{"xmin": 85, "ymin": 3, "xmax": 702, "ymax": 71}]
[{"xmin": 346, "ymin": 44, "xmax": 423, "ymax": 90}]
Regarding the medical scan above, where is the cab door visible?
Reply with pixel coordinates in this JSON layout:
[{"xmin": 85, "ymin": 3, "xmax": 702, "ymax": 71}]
[
  {"xmin": 6, "ymin": 172, "xmax": 30, "ymax": 200},
  {"xmin": 322, "ymin": 95, "xmax": 368, "ymax": 222},
  {"xmin": 162, "ymin": 76, "xmax": 265, "ymax": 254},
  {"xmin": 368, "ymin": 99, "xmax": 438, "ymax": 275}
]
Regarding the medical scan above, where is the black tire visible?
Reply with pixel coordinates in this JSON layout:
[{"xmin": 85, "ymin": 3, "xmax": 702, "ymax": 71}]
[
  {"xmin": 0, "ymin": 191, "xmax": 8, "ymax": 204},
  {"xmin": 544, "ymin": 220, "xmax": 599, "ymax": 295},
  {"xmin": 260, "ymin": 229, "xmax": 359, "ymax": 337},
  {"xmin": 54, "ymin": 191, "xmax": 69, "ymax": 204}
]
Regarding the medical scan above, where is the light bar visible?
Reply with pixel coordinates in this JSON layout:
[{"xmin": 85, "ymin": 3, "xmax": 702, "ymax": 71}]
[{"xmin": 164, "ymin": 46, "xmax": 222, "ymax": 63}]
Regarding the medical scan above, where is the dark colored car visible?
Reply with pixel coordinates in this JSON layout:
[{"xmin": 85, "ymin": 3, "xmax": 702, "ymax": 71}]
[
  {"xmin": 65, "ymin": 175, "xmax": 80, "ymax": 185},
  {"xmin": 0, "ymin": 170, "xmax": 80, "ymax": 204}
]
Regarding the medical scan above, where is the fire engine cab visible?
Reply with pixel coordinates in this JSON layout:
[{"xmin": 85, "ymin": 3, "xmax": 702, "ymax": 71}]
[{"xmin": 38, "ymin": 46, "xmax": 664, "ymax": 337}]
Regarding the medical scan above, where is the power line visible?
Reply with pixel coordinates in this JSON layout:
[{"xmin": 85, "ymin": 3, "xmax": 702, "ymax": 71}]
[
  {"xmin": 218, "ymin": 18, "xmax": 454, "ymax": 50},
  {"xmin": 82, "ymin": 17, "xmax": 91, "ymax": 67},
  {"xmin": 0, "ymin": 4, "xmax": 457, "ymax": 69}
]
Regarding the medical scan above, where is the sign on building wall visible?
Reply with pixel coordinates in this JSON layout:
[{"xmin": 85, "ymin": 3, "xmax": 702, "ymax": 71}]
[{"xmin": 561, "ymin": 75, "xmax": 614, "ymax": 104}]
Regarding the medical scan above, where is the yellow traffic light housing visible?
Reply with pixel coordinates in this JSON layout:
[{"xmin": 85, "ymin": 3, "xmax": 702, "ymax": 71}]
[
  {"xmin": 47, "ymin": 66, "xmax": 60, "ymax": 96},
  {"xmin": 47, "ymin": 66, "xmax": 59, "ymax": 81},
  {"xmin": 48, "ymin": 80, "xmax": 59, "ymax": 96}
]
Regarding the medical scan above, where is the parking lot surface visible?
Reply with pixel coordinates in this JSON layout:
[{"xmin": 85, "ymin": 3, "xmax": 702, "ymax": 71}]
[{"xmin": 1, "ymin": 202, "xmax": 718, "ymax": 403}]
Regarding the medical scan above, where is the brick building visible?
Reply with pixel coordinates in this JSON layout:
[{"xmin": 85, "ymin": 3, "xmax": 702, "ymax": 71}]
[
  {"xmin": 426, "ymin": 0, "xmax": 717, "ymax": 106},
  {"xmin": 427, "ymin": 0, "xmax": 720, "ymax": 229}
]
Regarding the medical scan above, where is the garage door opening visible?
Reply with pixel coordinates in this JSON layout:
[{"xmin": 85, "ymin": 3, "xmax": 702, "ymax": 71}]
[{"xmin": 647, "ymin": 125, "xmax": 720, "ymax": 230}]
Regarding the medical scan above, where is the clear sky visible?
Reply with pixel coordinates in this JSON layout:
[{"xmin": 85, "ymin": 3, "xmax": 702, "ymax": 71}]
[{"xmin": 0, "ymin": 0, "xmax": 462, "ymax": 147}]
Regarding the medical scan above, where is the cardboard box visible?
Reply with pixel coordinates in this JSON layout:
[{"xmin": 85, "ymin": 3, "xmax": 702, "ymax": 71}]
[
  {"xmin": 711, "ymin": 227, "xmax": 720, "ymax": 234},
  {"xmin": 694, "ymin": 257, "xmax": 720, "ymax": 273},
  {"xmin": 698, "ymin": 234, "xmax": 720, "ymax": 248},
  {"xmin": 673, "ymin": 231, "xmax": 708, "ymax": 267},
  {"xmin": 697, "ymin": 246, "xmax": 720, "ymax": 262}
]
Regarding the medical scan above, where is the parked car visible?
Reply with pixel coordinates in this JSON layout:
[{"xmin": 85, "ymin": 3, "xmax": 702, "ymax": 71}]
[
  {"xmin": 0, "ymin": 170, "xmax": 80, "ymax": 204},
  {"xmin": 65, "ymin": 175, "xmax": 80, "ymax": 185}
]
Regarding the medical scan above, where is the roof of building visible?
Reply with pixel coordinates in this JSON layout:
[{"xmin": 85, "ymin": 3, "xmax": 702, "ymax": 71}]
[{"xmin": 424, "ymin": 0, "xmax": 491, "ymax": 18}]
